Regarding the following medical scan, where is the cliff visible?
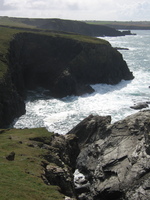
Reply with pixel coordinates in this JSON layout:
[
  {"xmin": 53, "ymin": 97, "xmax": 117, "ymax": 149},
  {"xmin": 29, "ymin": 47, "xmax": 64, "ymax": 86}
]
[
  {"xmin": 86, "ymin": 20, "xmax": 150, "ymax": 30},
  {"xmin": 23, "ymin": 18, "xmax": 129, "ymax": 37},
  {"xmin": 68, "ymin": 110, "xmax": 150, "ymax": 200},
  {"xmin": 0, "ymin": 17, "xmax": 132, "ymax": 36},
  {"xmin": 9, "ymin": 32, "xmax": 133, "ymax": 98},
  {"xmin": 0, "ymin": 26, "xmax": 133, "ymax": 127}
]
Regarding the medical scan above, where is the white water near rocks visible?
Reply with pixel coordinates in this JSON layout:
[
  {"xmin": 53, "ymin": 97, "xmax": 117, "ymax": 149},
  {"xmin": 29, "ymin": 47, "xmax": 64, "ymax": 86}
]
[{"xmin": 13, "ymin": 30, "xmax": 150, "ymax": 134}]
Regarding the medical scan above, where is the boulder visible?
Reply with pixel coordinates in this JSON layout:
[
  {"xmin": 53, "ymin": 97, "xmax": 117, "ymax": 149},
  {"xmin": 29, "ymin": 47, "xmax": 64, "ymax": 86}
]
[
  {"xmin": 130, "ymin": 102, "xmax": 149, "ymax": 110},
  {"xmin": 68, "ymin": 110, "xmax": 150, "ymax": 200},
  {"xmin": 6, "ymin": 151, "xmax": 15, "ymax": 161}
]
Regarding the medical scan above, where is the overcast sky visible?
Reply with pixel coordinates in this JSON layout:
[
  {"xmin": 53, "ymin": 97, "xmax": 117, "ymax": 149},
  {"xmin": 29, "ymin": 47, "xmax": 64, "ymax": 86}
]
[{"xmin": 0, "ymin": 0, "xmax": 150, "ymax": 21}]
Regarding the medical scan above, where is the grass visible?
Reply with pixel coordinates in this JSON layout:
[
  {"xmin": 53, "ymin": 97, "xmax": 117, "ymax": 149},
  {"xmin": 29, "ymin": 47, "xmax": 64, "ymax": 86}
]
[
  {"xmin": 0, "ymin": 16, "xmax": 36, "ymax": 28},
  {"xmin": 0, "ymin": 27, "xmax": 21, "ymax": 80},
  {"xmin": 60, "ymin": 33, "xmax": 110, "ymax": 45},
  {"xmin": 0, "ymin": 128, "xmax": 64, "ymax": 200}
]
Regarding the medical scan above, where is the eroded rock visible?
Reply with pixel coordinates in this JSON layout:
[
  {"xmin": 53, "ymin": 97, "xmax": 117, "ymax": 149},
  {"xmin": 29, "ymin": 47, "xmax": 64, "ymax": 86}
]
[{"xmin": 69, "ymin": 110, "xmax": 150, "ymax": 200}]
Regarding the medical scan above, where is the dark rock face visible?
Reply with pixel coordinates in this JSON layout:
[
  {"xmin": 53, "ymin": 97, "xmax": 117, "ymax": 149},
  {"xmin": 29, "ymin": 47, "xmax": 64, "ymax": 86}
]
[
  {"xmin": 41, "ymin": 133, "xmax": 80, "ymax": 198},
  {"xmin": 29, "ymin": 132, "xmax": 79, "ymax": 198},
  {"xmin": 68, "ymin": 114, "xmax": 111, "ymax": 148},
  {"xmin": 68, "ymin": 110, "xmax": 150, "ymax": 200},
  {"xmin": 0, "ymin": 31, "xmax": 133, "ymax": 128},
  {"xmin": 9, "ymin": 32, "xmax": 133, "ymax": 99},
  {"xmin": 0, "ymin": 72, "xmax": 25, "ymax": 128}
]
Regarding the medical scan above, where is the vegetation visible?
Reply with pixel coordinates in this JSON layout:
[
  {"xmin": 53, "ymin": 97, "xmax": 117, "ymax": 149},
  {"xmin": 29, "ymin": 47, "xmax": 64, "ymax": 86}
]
[
  {"xmin": 0, "ymin": 16, "xmax": 36, "ymax": 28},
  {"xmin": 0, "ymin": 128, "xmax": 64, "ymax": 200},
  {"xmin": 0, "ymin": 27, "xmax": 21, "ymax": 79}
]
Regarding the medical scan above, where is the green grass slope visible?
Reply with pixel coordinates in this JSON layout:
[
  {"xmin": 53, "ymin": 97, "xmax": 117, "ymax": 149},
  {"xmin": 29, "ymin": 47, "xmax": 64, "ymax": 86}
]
[{"xmin": 0, "ymin": 128, "xmax": 64, "ymax": 200}]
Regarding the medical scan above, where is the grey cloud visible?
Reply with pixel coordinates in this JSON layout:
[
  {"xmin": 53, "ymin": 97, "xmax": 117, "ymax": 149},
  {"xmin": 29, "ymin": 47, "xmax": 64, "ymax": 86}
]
[{"xmin": 0, "ymin": 0, "xmax": 14, "ymax": 10}]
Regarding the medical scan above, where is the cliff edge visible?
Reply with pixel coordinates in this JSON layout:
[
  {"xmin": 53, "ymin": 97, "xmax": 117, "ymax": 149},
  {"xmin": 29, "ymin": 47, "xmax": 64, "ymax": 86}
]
[{"xmin": 0, "ymin": 27, "xmax": 133, "ymax": 127}]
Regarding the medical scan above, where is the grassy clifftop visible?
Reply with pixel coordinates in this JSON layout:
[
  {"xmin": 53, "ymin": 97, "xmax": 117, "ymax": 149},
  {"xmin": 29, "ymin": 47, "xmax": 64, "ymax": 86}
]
[
  {"xmin": 0, "ymin": 26, "xmax": 108, "ymax": 80},
  {"xmin": 0, "ymin": 128, "xmax": 64, "ymax": 200}
]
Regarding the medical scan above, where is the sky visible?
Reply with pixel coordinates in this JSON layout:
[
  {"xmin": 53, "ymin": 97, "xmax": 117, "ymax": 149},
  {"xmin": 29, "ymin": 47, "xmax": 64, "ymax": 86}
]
[{"xmin": 0, "ymin": 0, "xmax": 150, "ymax": 21}]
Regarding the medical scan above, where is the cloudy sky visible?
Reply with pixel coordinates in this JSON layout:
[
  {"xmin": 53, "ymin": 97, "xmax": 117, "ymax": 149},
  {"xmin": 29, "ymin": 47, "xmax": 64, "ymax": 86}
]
[{"xmin": 0, "ymin": 0, "xmax": 150, "ymax": 21}]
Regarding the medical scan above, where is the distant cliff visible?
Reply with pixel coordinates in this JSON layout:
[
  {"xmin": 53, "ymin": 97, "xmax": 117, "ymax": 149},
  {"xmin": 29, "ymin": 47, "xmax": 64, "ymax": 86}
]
[
  {"xmin": 85, "ymin": 20, "xmax": 150, "ymax": 30},
  {"xmin": 23, "ymin": 18, "xmax": 129, "ymax": 36},
  {"xmin": 0, "ymin": 17, "xmax": 133, "ymax": 36},
  {"xmin": 0, "ymin": 27, "xmax": 134, "ymax": 127}
]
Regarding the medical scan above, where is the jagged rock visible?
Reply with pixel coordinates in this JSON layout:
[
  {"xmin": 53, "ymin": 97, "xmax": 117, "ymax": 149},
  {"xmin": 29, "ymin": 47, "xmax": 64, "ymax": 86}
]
[
  {"xmin": 6, "ymin": 151, "xmax": 15, "ymax": 161},
  {"xmin": 42, "ymin": 133, "xmax": 80, "ymax": 198},
  {"xmin": 45, "ymin": 164, "xmax": 75, "ymax": 197},
  {"xmin": 67, "ymin": 114, "xmax": 111, "ymax": 148},
  {"xmin": 69, "ymin": 110, "xmax": 150, "ymax": 200}
]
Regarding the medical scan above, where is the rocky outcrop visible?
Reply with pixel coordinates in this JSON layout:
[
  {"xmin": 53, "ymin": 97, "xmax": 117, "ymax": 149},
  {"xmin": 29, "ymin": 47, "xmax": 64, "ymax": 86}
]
[
  {"xmin": 68, "ymin": 110, "xmax": 150, "ymax": 200},
  {"xmin": 30, "ymin": 132, "xmax": 80, "ymax": 199},
  {"xmin": 9, "ymin": 32, "xmax": 133, "ymax": 99}
]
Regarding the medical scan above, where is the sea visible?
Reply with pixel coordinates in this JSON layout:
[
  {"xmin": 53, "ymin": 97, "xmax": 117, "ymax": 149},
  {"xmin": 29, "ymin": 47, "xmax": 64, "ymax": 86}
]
[{"xmin": 13, "ymin": 30, "xmax": 150, "ymax": 134}]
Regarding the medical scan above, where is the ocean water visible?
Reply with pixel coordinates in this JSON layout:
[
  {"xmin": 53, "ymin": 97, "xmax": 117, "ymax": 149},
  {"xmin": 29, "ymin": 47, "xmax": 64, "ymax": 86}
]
[{"xmin": 13, "ymin": 30, "xmax": 150, "ymax": 134}]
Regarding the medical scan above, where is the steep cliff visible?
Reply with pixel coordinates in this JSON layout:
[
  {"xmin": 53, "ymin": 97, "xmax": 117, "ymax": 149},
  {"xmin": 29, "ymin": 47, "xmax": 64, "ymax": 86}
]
[
  {"xmin": 9, "ymin": 32, "xmax": 133, "ymax": 98},
  {"xmin": 0, "ymin": 72, "xmax": 25, "ymax": 127},
  {"xmin": 0, "ymin": 27, "xmax": 25, "ymax": 127},
  {"xmin": 0, "ymin": 17, "xmax": 133, "ymax": 36},
  {"xmin": 0, "ymin": 27, "xmax": 133, "ymax": 127}
]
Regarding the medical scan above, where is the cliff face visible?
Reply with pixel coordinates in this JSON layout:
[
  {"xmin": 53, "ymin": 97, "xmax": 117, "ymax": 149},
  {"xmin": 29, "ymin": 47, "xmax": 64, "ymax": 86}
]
[
  {"xmin": 0, "ymin": 30, "xmax": 133, "ymax": 127},
  {"xmin": 9, "ymin": 32, "xmax": 133, "ymax": 98},
  {"xmin": 0, "ymin": 72, "xmax": 25, "ymax": 128},
  {"xmin": 5, "ymin": 17, "xmax": 131, "ymax": 37},
  {"xmin": 34, "ymin": 19, "xmax": 128, "ymax": 37}
]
